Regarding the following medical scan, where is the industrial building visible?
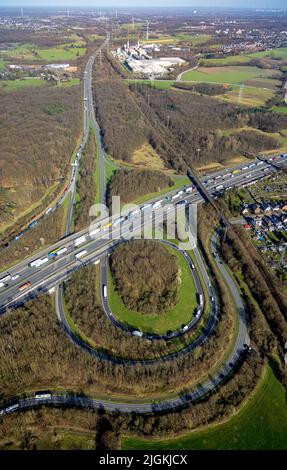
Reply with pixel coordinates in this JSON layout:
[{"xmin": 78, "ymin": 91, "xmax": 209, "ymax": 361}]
[{"xmin": 113, "ymin": 42, "xmax": 186, "ymax": 78}]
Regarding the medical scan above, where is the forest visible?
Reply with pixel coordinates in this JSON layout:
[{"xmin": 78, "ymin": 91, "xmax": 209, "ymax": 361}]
[
  {"xmin": 173, "ymin": 82, "xmax": 230, "ymax": 95},
  {"xmin": 93, "ymin": 76, "xmax": 282, "ymax": 173},
  {"xmin": 0, "ymin": 84, "xmax": 82, "ymax": 236},
  {"xmin": 106, "ymin": 169, "xmax": 173, "ymax": 206},
  {"xmin": 109, "ymin": 240, "xmax": 179, "ymax": 314},
  {"xmin": 73, "ymin": 131, "xmax": 97, "ymax": 231}
]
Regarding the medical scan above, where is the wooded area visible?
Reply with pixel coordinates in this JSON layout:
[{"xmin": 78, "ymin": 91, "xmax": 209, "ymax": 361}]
[
  {"xmin": 0, "ymin": 84, "xmax": 82, "ymax": 234},
  {"xmin": 106, "ymin": 169, "xmax": 173, "ymax": 206},
  {"xmin": 73, "ymin": 131, "xmax": 97, "ymax": 231},
  {"xmin": 110, "ymin": 240, "xmax": 179, "ymax": 314},
  {"xmin": 93, "ymin": 76, "xmax": 282, "ymax": 173}
]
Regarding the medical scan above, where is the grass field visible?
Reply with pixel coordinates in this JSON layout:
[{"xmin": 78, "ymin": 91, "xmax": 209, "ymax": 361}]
[
  {"xmin": 0, "ymin": 78, "xmax": 46, "ymax": 92},
  {"xmin": 218, "ymin": 85, "xmax": 275, "ymax": 107},
  {"xmin": 104, "ymin": 158, "xmax": 119, "ymax": 186},
  {"xmin": 3, "ymin": 43, "xmax": 86, "ymax": 62},
  {"xmin": 108, "ymin": 245, "xmax": 197, "ymax": 335},
  {"xmin": 142, "ymin": 34, "xmax": 211, "ymax": 45},
  {"xmin": 181, "ymin": 66, "xmax": 280, "ymax": 86},
  {"xmin": 273, "ymin": 106, "xmax": 287, "ymax": 114},
  {"xmin": 36, "ymin": 430, "xmax": 95, "ymax": 450},
  {"xmin": 122, "ymin": 365, "xmax": 287, "ymax": 450},
  {"xmin": 0, "ymin": 58, "xmax": 6, "ymax": 70},
  {"xmin": 202, "ymin": 48, "xmax": 287, "ymax": 67}
]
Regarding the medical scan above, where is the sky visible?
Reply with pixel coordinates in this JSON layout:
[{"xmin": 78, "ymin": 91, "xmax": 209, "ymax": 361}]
[{"xmin": 1, "ymin": 0, "xmax": 287, "ymax": 10}]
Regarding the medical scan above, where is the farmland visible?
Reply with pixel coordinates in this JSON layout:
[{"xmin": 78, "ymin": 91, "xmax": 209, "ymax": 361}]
[
  {"xmin": 122, "ymin": 366, "xmax": 287, "ymax": 450},
  {"xmin": 181, "ymin": 66, "xmax": 281, "ymax": 86},
  {"xmin": 2, "ymin": 43, "xmax": 86, "ymax": 62},
  {"xmin": 0, "ymin": 78, "xmax": 45, "ymax": 92}
]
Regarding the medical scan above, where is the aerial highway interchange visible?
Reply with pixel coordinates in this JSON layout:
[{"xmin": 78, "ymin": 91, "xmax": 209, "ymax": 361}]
[{"xmin": 0, "ymin": 44, "xmax": 286, "ymax": 419}]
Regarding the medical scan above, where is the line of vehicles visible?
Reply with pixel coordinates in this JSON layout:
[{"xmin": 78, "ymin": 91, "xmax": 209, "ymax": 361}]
[
  {"xmin": 1, "ymin": 152, "xmax": 287, "ymax": 298},
  {"xmin": 203, "ymin": 153, "xmax": 287, "ymax": 188},
  {"xmin": 0, "ymin": 393, "xmax": 52, "ymax": 416}
]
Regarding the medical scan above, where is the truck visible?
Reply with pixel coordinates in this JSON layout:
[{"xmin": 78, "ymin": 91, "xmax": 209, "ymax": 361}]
[
  {"xmin": 184, "ymin": 186, "xmax": 193, "ymax": 193},
  {"xmin": 75, "ymin": 250, "xmax": 87, "ymax": 260},
  {"xmin": 103, "ymin": 284, "xmax": 107, "ymax": 298},
  {"xmin": 0, "ymin": 274, "xmax": 12, "ymax": 287},
  {"xmin": 113, "ymin": 216, "xmax": 125, "ymax": 227},
  {"xmin": 141, "ymin": 204, "xmax": 152, "ymax": 211},
  {"xmin": 48, "ymin": 247, "xmax": 67, "ymax": 258},
  {"xmin": 74, "ymin": 235, "xmax": 86, "ymax": 247},
  {"xmin": 29, "ymin": 257, "xmax": 49, "ymax": 268},
  {"xmin": 35, "ymin": 393, "xmax": 51, "ymax": 400},
  {"xmin": 152, "ymin": 200, "xmax": 163, "ymax": 209},
  {"xmin": 89, "ymin": 227, "xmax": 101, "ymax": 237},
  {"xmin": 232, "ymin": 169, "xmax": 240, "ymax": 175},
  {"xmin": 197, "ymin": 293, "xmax": 203, "ymax": 306},
  {"xmin": 19, "ymin": 282, "xmax": 31, "ymax": 292},
  {"xmin": 3, "ymin": 403, "xmax": 19, "ymax": 414},
  {"xmin": 176, "ymin": 199, "xmax": 187, "ymax": 206},
  {"xmin": 132, "ymin": 330, "xmax": 143, "ymax": 337},
  {"xmin": 216, "ymin": 185, "xmax": 224, "ymax": 191},
  {"xmin": 28, "ymin": 220, "xmax": 38, "ymax": 229}
]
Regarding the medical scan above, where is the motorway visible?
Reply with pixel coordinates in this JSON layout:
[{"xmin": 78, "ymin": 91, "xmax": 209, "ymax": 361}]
[
  {"xmin": 0, "ymin": 153, "xmax": 286, "ymax": 314},
  {"xmin": 0, "ymin": 232, "xmax": 250, "ymax": 416},
  {"xmin": 0, "ymin": 44, "xmax": 285, "ymax": 417}
]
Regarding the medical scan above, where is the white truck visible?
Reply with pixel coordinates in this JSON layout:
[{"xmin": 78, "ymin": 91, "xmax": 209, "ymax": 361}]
[
  {"xmin": 103, "ymin": 284, "xmax": 107, "ymax": 298},
  {"xmin": 89, "ymin": 227, "xmax": 101, "ymax": 237},
  {"xmin": 184, "ymin": 186, "xmax": 193, "ymax": 193},
  {"xmin": 0, "ymin": 274, "xmax": 12, "ymax": 288},
  {"xmin": 141, "ymin": 204, "xmax": 152, "ymax": 211},
  {"xmin": 29, "ymin": 257, "xmax": 49, "ymax": 268},
  {"xmin": 74, "ymin": 235, "xmax": 86, "ymax": 247},
  {"xmin": 132, "ymin": 330, "xmax": 143, "ymax": 337},
  {"xmin": 152, "ymin": 200, "xmax": 163, "ymax": 209},
  {"xmin": 75, "ymin": 250, "xmax": 87, "ymax": 260}
]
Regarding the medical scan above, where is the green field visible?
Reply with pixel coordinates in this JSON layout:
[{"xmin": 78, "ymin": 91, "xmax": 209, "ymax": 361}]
[
  {"xmin": 37, "ymin": 46, "xmax": 86, "ymax": 61},
  {"xmin": 249, "ymin": 47, "xmax": 287, "ymax": 60},
  {"xmin": 202, "ymin": 48, "xmax": 287, "ymax": 67},
  {"xmin": 58, "ymin": 78, "xmax": 80, "ymax": 88},
  {"xmin": 122, "ymin": 365, "xmax": 287, "ymax": 450},
  {"xmin": 273, "ymin": 106, "xmax": 287, "ymax": 114},
  {"xmin": 108, "ymin": 245, "xmax": 197, "ymax": 335},
  {"xmin": 142, "ymin": 34, "xmax": 211, "ymax": 46},
  {"xmin": 0, "ymin": 78, "xmax": 46, "ymax": 91},
  {"xmin": 218, "ymin": 85, "xmax": 275, "ymax": 107},
  {"xmin": 181, "ymin": 66, "xmax": 280, "ymax": 86},
  {"xmin": 3, "ymin": 43, "xmax": 86, "ymax": 62},
  {"xmin": 104, "ymin": 158, "xmax": 119, "ymax": 185},
  {"xmin": 0, "ymin": 58, "xmax": 6, "ymax": 70},
  {"xmin": 202, "ymin": 55, "xmax": 251, "ymax": 66}
]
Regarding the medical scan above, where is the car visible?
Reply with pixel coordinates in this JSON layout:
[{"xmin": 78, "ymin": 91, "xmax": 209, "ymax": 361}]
[{"xmin": 229, "ymin": 362, "xmax": 234, "ymax": 368}]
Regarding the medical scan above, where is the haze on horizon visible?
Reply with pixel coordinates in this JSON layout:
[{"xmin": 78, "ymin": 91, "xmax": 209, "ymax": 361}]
[{"xmin": 1, "ymin": 0, "xmax": 287, "ymax": 10}]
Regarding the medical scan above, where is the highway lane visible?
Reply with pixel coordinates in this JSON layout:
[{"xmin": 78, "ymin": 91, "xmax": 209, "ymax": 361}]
[
  {"xmin": 0, "ymin": 230, "xmax": 249, "ymax": 416},
  {"xmin": 0, "ymin": 156, "xmax": 286, "ymax": 312},
  {"xmin": 0, "ymin": 153, "xmax": 285, "ymax": 276}
]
